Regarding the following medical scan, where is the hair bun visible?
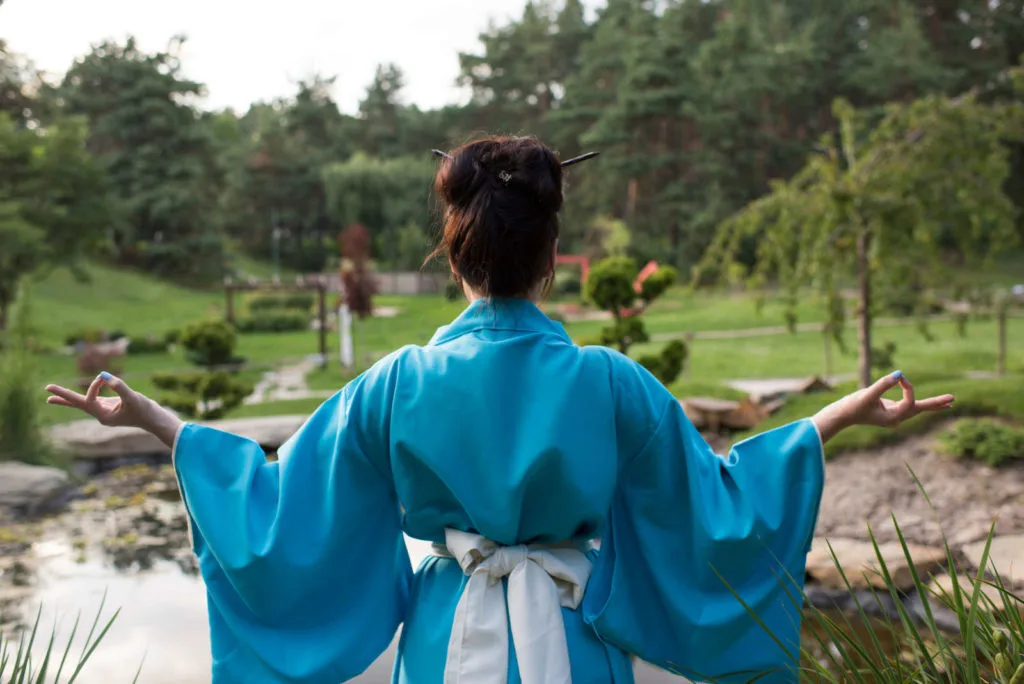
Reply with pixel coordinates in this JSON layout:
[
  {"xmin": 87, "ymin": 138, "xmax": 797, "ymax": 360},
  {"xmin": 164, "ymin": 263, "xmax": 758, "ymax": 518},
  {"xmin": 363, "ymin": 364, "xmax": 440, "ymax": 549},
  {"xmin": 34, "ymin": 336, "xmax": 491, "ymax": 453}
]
[{"xmin": 437, "ymin": 137, "xmax": 563, "ymax": 214}]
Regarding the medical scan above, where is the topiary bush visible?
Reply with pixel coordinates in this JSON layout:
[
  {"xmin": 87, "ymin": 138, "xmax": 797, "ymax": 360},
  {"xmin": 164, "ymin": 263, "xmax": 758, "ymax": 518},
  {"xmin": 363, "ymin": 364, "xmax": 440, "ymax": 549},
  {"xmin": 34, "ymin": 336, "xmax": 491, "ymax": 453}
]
[
  {"xmin": 153, "ymin": 371, "xmax": 253, "ymax": 420},
  {"xmin": 248, "ymin": 293, "xmax": 314, "ymax": 312},
  {"xmin": 584, "ymin": 256, "xmax": 637, "ymax": 315},
  {"xmin": 234, "ymin": 312, "xmax": 309, "ymax": 333},
  {"xmin": 582, "ymin": 257, "xmax": 684, "ymax": 385},
  {"xmin": 126, "ymin": 335, "xmax": 168, "ymax": 355},
  {"xmin": 179, "ymin": 319, "xmax": 240, "ymax": 368},
  {"xmin": 638, "ymin": 340, "xmax": 687, "ymax": 386},
  {"xmin": 444, "ymin": 279, "xmax": 462, "ymax": 302},
  {"xmin": 940, "ymin": 418, "xmax": 1024, "ymax": 467}
]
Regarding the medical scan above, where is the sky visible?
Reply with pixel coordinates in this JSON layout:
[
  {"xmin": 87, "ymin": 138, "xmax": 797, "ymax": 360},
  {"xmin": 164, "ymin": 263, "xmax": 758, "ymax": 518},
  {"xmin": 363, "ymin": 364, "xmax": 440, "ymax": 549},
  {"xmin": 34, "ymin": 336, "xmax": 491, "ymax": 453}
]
[{"xmin": 1, "ymin": 0, "xmax": 598, "ymax": 115}]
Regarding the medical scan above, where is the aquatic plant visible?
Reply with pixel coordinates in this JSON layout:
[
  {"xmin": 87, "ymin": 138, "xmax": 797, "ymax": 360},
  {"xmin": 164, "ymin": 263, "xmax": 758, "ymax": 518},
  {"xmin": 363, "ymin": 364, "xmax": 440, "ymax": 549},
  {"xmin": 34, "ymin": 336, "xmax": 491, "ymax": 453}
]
[
  {"xmin": 0, "ymin": 594, "xmax": 140, "ymax": 683},
  {"xmin": 697, "ymin": 467, "xmax": 1024, "ymax": 682}
]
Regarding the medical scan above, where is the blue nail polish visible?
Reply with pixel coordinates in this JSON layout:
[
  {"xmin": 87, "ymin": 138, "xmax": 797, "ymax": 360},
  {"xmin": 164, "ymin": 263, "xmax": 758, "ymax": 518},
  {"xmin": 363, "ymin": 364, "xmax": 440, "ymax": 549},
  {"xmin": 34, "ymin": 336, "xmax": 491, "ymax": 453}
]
[
  {"xmin": 99, "ymin": 371, "xmax": 114, "ymax": 381},
  {"xmin": 891, "ymin": 370, "xmax": 903, "ymax": 380}
]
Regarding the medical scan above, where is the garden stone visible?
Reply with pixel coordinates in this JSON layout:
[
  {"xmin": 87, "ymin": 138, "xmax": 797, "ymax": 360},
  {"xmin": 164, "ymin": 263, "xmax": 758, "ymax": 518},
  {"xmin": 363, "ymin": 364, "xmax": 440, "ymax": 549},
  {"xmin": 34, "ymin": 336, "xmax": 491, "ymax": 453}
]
[
  {"xmin": 48, "ymin": 415, "xmax": 307, "ymax": 460},
  {"xmin": 963, "ymin": 534, "xmax": 1024, "ymax": 586},
  {"xmin": 806, "ymin": 537, "xmax": 947, "ymax": 591},
  {"xmin": 927, "ymin": 573, "xmax": 1024, "ymax": 619},
  {"xmin": 0, "ymin": 462, "xmax": 71, "ymax": 516}
]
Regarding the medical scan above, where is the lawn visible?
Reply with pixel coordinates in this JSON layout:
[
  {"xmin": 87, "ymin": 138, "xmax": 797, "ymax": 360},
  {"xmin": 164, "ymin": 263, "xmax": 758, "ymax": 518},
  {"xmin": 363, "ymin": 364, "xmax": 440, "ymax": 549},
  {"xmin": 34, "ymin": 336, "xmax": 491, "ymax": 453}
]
[{"xmin": 16, "ymin": 261, "xmax": 1024, "ymax": 434}]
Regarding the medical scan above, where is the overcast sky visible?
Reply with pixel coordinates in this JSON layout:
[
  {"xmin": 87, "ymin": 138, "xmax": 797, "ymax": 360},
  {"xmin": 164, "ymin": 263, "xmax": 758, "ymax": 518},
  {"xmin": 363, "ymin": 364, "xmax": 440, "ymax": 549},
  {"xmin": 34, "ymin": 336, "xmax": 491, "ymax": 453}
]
[{"xmin": 2, "ymin": 0, "xmax": 599, "ymax": 115}]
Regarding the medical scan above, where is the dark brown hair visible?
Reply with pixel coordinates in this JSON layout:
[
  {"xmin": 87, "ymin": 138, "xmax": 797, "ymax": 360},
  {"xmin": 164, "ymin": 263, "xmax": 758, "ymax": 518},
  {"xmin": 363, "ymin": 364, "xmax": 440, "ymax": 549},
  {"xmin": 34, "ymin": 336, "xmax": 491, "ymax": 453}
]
[{"xmin": 428, "ymin": 136, "xmax": 563, "ymax": 298}]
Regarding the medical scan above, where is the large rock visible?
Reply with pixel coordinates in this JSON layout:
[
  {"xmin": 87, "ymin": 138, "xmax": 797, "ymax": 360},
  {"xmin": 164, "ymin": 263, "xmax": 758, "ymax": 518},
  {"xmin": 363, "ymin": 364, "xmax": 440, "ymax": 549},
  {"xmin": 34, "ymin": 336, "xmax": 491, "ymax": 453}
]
[
  {"xmin": 0, "ymin": 462, "xmax": 71, "ymax": 516},
  {"xmin": 963, "ymin": 534, "xmax": 1024, "ymax": 586},
  {"xmin": 806, "ymin": 537, "xmax": 947, "ymax": 591},
  {"xmin": 928, "ymin": 574, "xmax": 1024, "ymax": 618},
  {"xmin": 48, "ymin": 415, "xmax": 308, "ymax": 460}
]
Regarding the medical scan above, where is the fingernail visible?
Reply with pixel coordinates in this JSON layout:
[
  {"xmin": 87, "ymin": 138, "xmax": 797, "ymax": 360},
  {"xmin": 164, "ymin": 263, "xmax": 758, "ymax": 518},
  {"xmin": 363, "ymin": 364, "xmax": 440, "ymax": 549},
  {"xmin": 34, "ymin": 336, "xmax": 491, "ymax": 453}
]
[
  {"xmin": 99, "ymin": 371, "xmax": 114, "ymax": 381},
  {"xmin": 891, "ymin": 370, "xmax": 903, "ymax": 380}
]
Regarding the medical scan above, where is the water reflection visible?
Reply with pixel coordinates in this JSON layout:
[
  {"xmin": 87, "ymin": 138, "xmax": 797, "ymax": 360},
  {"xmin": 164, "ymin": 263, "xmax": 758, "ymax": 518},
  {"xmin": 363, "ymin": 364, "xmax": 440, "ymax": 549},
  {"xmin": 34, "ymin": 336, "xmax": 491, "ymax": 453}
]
[{"xmin": 14, "ymin": 528, "xmax": 684, "ymax": 683}]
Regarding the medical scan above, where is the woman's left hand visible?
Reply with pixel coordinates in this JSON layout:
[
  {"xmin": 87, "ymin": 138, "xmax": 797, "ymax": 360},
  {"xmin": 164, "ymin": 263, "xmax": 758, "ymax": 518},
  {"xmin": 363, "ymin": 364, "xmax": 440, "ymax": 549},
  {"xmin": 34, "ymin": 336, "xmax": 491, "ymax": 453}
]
[{"xmin": 813, "ymin": 371, "xmax": 955, "ymax": 443}]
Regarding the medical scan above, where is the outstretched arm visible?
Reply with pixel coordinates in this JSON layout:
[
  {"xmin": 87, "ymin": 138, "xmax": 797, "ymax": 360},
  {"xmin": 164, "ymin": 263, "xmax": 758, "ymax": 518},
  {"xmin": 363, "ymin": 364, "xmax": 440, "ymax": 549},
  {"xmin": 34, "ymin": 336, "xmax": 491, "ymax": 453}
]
[
  {"xmin": 812, "ymin": 370, "xmax": 953, "ymax": 444},
  {"xmin": 46, "ymin": 371, "xmax": 183, "ymax": 447}
]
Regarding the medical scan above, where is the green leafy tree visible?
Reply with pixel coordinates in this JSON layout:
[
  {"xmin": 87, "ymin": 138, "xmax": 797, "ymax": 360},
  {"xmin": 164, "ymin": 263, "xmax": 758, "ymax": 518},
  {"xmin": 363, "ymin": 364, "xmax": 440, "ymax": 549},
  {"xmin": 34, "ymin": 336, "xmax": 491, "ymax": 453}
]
[
  {"xmin": 584, "ymin": 256, "xmax": 684, "ymax": 384},
  {"xmin": 702, "ymin": 87, "xmax": 1024, "ymax": 388},
  {"xmin": 60, "ymin": 36, "xmax": 224, "ymax": 281},
  {"xmin": 0, "ymin": 114, "xmax": 110, "ymax": 329},
  {"xmin": 322, "ymin": 153, "xmax": 435, "ymax": 267}
]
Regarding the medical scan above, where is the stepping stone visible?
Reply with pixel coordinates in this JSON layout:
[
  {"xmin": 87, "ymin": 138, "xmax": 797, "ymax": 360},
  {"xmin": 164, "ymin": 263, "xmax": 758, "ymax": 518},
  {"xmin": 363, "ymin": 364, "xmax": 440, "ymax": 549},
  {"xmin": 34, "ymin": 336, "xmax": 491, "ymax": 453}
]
[
  {"xmin": 963, "ymin": 534, "xmax": 1024, "ymax": 586},
  {"xmin": 927, "ymin": 573, "xmax": 1024, "ymax": 618},
  {"xmin": 806, "ymin": 537, "xmax": 947, "ymax": 591}
]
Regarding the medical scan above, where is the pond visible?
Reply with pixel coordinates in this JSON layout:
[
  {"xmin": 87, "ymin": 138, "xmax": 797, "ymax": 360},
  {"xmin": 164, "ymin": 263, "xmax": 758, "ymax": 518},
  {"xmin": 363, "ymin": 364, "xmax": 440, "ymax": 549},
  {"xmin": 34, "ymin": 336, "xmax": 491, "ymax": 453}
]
[{"xmin": 3, "ymin": 464, "xmax": 693, "ymax": 684}]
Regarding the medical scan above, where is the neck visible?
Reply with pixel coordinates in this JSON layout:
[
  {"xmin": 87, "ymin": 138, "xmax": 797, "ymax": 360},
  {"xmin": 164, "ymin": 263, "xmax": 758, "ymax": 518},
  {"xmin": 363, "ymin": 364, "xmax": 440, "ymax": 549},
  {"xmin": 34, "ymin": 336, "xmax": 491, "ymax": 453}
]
[{"xmin": 463, "ymin": 283, "xmax": 545, "ymax": 305}]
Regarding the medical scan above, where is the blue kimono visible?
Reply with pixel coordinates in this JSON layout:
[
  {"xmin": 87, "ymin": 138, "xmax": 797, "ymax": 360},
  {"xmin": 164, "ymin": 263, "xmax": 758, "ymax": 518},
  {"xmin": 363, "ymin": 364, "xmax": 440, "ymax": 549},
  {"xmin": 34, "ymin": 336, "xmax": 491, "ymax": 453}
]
[{"xmin": 171, "ymin": 298, "xmax": 824, "ymax": 684}]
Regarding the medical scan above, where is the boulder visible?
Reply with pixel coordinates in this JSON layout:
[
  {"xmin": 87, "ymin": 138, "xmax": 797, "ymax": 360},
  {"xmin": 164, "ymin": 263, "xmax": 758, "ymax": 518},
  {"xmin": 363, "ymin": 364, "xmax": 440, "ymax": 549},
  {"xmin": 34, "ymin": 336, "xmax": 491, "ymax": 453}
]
[
  {"xmin": 963, "ymin": 534, "xmax": 1024, "ymax": 586},
  {"xmin": 0, "ymin": 462, "xmax": 71, "ymax": 516},
  {"xmin": 806, "ymin": 537, "xmax": 947, "ymax": 591},
  {"xmin": 48, "ymin": 415, "xmax": 308, "ymax": 460},
  {"xmin": 928, "ymin": 574, "xmax": 1024, "ymax": 618}
]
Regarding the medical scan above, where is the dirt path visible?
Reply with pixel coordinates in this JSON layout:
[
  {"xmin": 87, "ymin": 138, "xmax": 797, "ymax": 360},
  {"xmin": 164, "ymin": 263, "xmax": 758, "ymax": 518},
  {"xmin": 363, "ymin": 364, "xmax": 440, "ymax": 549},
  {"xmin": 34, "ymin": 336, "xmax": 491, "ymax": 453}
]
[{"xmin": 815, "ymin": 425, "xmax": 1024, "ymax": 548}]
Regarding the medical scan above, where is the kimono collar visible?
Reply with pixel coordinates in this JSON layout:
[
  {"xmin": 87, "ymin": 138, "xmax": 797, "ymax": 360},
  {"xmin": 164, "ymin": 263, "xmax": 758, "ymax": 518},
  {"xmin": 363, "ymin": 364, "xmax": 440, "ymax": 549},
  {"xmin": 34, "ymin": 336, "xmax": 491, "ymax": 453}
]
[{"xmin": 429, "ymin": 298, "xmax": 571, "ymax": 346}]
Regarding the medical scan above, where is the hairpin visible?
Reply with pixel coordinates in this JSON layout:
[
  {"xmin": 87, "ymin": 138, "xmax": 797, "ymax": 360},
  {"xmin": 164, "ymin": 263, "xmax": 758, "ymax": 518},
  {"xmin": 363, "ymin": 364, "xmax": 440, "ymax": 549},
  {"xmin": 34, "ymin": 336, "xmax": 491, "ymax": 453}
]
[
  {"xmin": 497, "ymin": 170, "xmax": 512, "ymax": 185},
  {"xmin": 430, "ymin": 148, "xmax": 601, "ymax": 168},
  {"xmin": 559, "ymin": 152, "xmax": 601, "ymax": 167}
]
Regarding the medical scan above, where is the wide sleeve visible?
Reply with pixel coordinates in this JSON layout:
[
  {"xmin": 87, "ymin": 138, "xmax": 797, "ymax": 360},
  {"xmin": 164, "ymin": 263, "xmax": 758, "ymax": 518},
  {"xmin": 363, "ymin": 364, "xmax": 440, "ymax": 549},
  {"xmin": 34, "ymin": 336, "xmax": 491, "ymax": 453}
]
[
  {"xmin": 171, "ymin": 364, "xmax": 413, "ymax": 683},
  {"xmin": 581, "ymin": 362, "xmax": 824, "ymax": 683}
]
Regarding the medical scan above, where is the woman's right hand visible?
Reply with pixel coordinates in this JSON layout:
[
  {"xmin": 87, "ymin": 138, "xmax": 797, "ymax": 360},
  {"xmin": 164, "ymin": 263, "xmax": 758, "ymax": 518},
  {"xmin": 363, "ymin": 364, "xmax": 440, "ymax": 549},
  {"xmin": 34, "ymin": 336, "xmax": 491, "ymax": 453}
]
[
  {"xmin": 812, "ymin": 371, "xmax": 954, "ymax": 444},
  {"xmin": 45, "ymin": 372, "xmax": 183, "ymax": 448}
]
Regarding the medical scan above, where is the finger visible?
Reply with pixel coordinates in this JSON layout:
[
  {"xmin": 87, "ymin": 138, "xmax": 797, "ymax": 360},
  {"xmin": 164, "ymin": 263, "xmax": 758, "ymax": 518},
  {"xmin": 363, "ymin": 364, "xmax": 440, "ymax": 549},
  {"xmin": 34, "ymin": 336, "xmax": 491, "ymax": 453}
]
[
  {"xmin": 46, "ymin": 396, "xmax": 75, "ymax": 408},
  {"xmin": 915, "ymin": 394, "xmax": 955, "ymax": 412},
  {"xmin": 865, "ymin": 371, "xmax": 903, "ymax": 401},
  {"xmin": 98, "ymin": 372, "xmax": 134, "ymax": 401},
  {"xmin": 84, "ymin": 375, "xmax": 104, "ymax": 403},
  {"xmin": 897, "ymin": 376, "xmax": 915, "ymax": 413},
  {"xmin": 45, "ymin": 384, "xmax": 88, "ymax": 407}
]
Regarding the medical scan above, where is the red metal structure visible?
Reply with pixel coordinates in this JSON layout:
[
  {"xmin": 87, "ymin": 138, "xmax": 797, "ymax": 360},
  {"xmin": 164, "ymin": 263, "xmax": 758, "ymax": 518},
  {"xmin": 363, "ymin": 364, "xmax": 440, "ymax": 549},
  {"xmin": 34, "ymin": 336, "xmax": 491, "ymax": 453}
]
[{"xmin": 555, "ymin": 254, "xmax": 590, "ymax": 285}]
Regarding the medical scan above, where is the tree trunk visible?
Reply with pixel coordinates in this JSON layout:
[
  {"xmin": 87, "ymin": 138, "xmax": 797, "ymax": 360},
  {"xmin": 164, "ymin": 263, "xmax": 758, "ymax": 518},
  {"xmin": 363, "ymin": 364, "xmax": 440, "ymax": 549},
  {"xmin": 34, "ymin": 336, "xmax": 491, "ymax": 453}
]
[
  {"xmin": 856, "ymin": 229, "xmax": 872, "ymax": 388},
  {"xmin": 823, "ymin": 331, "xmax": 833, "ymax": 379},
  {"xmin": 0, "ymin": 292, "xmax": 9, "ymax": 332},
  {"xmin": 997, "ymin": 306, "xmax": 1007, "ymax": 378}
]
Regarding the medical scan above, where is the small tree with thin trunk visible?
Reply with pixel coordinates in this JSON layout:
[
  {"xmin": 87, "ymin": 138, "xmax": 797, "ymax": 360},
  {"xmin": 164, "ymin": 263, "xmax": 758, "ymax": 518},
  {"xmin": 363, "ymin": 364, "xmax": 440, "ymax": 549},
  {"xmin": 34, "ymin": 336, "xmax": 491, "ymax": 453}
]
[
  {"xmin": 338, "ymin": 223, "xmax": 376, "ymax": 318},
  {"xmin": 700, "ymin": 88, "xmax": 1023, "ymax": 388},
  {"xmin": 584, "ymin": 256, "xmax": 686, "ymax": 385}
]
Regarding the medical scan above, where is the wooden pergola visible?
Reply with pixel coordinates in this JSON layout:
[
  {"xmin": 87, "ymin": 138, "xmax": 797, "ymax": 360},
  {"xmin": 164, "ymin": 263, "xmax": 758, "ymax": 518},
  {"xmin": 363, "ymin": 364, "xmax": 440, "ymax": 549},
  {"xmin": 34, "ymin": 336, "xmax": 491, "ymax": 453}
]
[{"xmin": 223, "ymin": 276, "xmax": 330, "ymax": 366}]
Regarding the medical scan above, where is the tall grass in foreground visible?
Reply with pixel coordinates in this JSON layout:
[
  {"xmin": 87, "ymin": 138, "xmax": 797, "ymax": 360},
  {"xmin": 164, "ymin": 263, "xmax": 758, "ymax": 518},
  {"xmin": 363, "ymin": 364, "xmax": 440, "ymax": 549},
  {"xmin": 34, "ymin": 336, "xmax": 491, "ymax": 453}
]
[
  {"xmin": 697, "ymin": 467, "xmax": 1024, "ymax": 683},
  {"xmin": 0, "ymin": 594, "xmax": 140, "ymax": 684}
]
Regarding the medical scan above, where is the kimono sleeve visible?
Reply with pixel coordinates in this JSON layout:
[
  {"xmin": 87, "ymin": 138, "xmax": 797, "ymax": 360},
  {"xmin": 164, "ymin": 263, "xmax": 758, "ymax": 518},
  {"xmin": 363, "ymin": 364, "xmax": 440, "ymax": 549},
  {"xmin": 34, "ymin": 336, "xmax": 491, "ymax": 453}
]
[
  {"xmin": 582, "ymin": 359, "xmax": 824, "ymax": 683},
  {"xmin": 171, "ymin": 359, "xmax": 413, "ymax": 683}
]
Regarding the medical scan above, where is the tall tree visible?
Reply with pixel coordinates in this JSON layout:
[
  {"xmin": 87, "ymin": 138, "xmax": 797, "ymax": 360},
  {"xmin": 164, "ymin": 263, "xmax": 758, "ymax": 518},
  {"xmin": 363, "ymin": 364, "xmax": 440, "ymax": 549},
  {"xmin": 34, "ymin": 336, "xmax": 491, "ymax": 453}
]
[
  {"xmin": 60, "ymin": 36, "xmax": 223, "ymax": 282},
  {"xmin": 0, "ymin": 114, "xmax": 110, "ymax": 329},
  {"xmin": 702, "ymin": 88, "xmax": 1024, "ymax": 387},
  {"xmin": 358, "ymin": 64, "xmax": 406, "ymax": 158}
]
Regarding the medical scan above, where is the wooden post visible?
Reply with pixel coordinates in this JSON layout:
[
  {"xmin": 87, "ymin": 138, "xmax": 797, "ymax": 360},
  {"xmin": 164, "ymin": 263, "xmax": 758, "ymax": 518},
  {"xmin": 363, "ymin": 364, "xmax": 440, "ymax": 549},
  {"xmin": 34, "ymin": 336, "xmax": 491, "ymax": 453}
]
[
  {"xmin": 997, "ymin": 306, "xmax": 1007, "ymax": 378},
  {"xmin": 823, "ymin": 330, "xmax": 833, "ymax": 379},
  {"xmin": 317, "ymin": 282, "xmax": 328, "ymax": 369},
  {"xmin": 684, "ymin": 331, "xmax": 694, "ymax": 382},
  {"xmin": 225, "ymin": 282, "xmax": 235, "ymax": 324}
]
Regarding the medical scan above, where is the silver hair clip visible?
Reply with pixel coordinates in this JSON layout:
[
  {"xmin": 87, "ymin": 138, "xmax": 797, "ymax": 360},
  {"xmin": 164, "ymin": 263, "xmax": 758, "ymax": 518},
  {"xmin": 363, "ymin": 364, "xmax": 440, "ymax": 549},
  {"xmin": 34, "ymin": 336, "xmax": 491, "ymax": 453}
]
[{"xmin": 497, "ymin": 170, "xmax": 512, "ymax": 185}]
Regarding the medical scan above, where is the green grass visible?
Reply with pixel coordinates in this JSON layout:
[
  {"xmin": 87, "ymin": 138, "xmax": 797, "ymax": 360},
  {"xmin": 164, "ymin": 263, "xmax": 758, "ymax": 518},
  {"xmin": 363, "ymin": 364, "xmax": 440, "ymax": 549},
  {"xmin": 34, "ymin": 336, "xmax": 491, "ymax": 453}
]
[{"xmin": 24, "ymin": 261, "xmax": 1024, "ymax": 435}]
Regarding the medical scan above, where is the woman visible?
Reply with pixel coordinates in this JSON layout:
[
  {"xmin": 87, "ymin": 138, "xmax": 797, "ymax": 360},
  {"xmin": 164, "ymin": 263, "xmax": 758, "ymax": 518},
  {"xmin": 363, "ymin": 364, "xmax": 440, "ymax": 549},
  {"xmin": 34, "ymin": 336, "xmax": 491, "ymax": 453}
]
[{"xmin": 46, "ymin": 136, "xmax": 954, "ymax": 684}]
